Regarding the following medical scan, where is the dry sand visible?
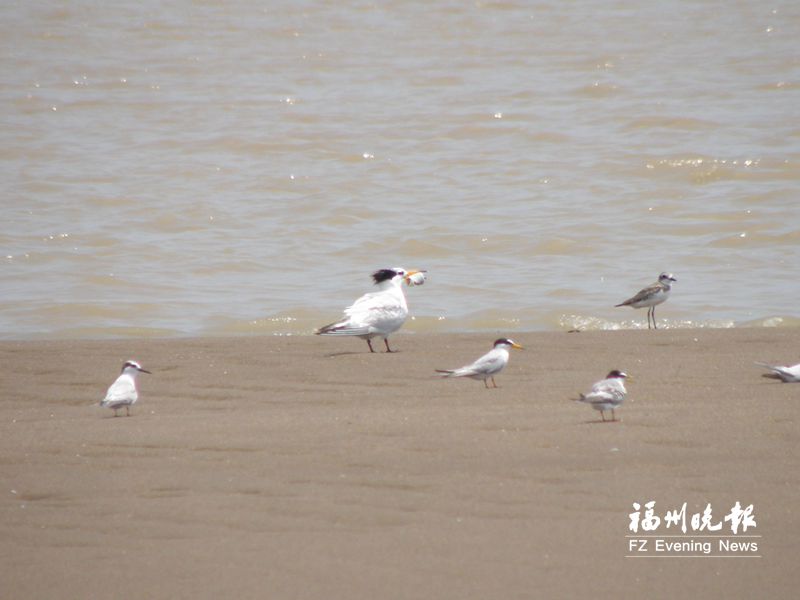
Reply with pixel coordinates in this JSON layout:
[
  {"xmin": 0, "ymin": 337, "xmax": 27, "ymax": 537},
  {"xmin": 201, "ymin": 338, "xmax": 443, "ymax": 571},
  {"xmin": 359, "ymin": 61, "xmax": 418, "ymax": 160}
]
[{"xmin": 0, "ymin": 329, "xmax": 798, "ymax": 599}]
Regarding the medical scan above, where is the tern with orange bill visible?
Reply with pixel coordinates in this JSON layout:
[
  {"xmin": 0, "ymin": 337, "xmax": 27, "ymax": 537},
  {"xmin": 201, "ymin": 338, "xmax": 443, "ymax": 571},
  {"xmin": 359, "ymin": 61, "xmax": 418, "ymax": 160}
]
[
  {"xmin": 436, "ymin": 338, "xmax": 523, "ymax": 388},
  {"xmin": 316, "ymin": 267, "xmax": 426, "ymax": 353}
]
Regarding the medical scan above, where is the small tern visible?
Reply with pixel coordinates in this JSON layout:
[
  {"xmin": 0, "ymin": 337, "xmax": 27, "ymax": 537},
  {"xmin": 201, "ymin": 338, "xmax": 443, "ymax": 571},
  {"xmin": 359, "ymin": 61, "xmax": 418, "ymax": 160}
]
[
  {"xmin": 100, "ymin": 360, "xmax": 151, "ymax": 417},
  {"xmin": 436, "ymin": 338, "xmax": 523, "ymax": 388},
  {"xmin": 316, "ymin": 267, "xmax": 425, "ymax": 353},
  {"xmin": 575, "ymin": 370, "xmax": 627, "ymax": 422},
  {"xmin": 755, "ymin": 361, "xmax": 800, "ymax": 383},
  {"xmin": 616, "ymin": 272, "xmax": 677, "ymax": 329}
]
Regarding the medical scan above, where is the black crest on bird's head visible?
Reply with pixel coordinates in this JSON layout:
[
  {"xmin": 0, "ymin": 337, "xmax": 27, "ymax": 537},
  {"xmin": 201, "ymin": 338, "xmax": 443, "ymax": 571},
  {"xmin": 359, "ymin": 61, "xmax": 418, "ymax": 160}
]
[
  {"xmin": 372, "ymin": 268, "xmax": 401, "ymax": 284},
  {"xmin": 494, "ymin": 338, "xmax": 514, "ymax": 347},
  {"xmin": 606, "ymin": 369, "xmax": 627, "ymax": 379}
]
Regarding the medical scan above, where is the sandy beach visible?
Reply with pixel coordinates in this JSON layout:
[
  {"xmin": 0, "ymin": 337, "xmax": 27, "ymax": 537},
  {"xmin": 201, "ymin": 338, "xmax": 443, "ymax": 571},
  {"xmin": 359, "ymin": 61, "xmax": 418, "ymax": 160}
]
[{"xmin": 0, "ymin": 328, "xmax": 797, "ymax": 599}]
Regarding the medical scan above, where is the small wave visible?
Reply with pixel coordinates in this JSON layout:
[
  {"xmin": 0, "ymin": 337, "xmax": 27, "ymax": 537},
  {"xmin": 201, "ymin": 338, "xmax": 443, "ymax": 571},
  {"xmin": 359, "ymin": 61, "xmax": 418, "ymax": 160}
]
[
  {"xmin": 625, "ymin": 116, "xmax": 719, "ymax": 131},
  {"xmin": 640, "ymin": 155, "xmax": 797, "ymax": 184},
  {"xmin": 558, "ymin": 314, "xmax": 800, "ymax": 331},
  {"xmin": 573, "ymin": 82, "xmax": 620, "ymax": 97},
  {"xmin": 738, "ymin": 315, "xmax": 800, "ymax": 328}
]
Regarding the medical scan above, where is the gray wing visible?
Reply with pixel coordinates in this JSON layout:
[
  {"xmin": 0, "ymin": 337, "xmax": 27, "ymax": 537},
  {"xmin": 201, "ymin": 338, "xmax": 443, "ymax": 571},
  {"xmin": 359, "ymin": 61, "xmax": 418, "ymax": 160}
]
[
  {"xmin": 617, "ymin": 283, "xmax": 661, "ymax": 306},
  {"xmin": 454, "ymin": 351, "xmax": 505, "ymax": 377},
  {"xmin": 585, "ymin": 380, "xmax": 625, "ymax": 403}
]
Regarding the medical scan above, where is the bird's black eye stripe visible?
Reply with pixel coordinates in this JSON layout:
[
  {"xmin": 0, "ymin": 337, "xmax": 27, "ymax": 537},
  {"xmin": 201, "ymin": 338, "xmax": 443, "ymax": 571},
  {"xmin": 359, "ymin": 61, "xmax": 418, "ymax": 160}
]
[{"xmin": 372, "ymin": 269, "xmax": 399, "ymax": 284}]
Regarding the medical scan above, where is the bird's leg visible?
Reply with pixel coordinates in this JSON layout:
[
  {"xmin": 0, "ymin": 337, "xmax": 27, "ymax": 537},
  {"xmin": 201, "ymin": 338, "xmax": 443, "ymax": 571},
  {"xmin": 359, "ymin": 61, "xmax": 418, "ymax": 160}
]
[
  {"xmin": 611, "ymin": 409, "xmax": 616, "ymax": 421},
  {"xmin": 491, "ymin": 377, "xmax": 498, "ymax": 388},
  {"xmin": 113, "ymin": 409, "xmax": 119, "ymax": 417},
  {"xmin": 384, "ymin": 339, "xmax": 394, "ymax": 353},
  {"xmin": 652, "ymin": 306, "xmax": 658, "ymax": 329},
  {"xmin": 367, "ymin": 339, "xmax": 375, "ymax": 353},
  {"xmin": 600, "ymin": 410, "xmax": 606, "ymax": 422},
  {"xmin": 126, "ymin": 406, "xmax": 131, "ymax": 417}
]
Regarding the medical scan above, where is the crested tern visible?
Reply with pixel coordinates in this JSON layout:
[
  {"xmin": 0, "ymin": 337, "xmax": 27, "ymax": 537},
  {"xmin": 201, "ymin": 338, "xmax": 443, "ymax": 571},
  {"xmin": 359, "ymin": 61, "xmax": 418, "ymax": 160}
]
[{"xmin": 316, "ymin": 267, "xmax": 425, "ymax": 353}]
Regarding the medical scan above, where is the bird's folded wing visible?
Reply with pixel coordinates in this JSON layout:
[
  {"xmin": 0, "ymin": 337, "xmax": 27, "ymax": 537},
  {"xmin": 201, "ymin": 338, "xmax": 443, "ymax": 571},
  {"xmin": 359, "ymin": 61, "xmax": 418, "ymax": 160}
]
[
  {"xmin": 462, "ymin": 353, "xmax": 504, "ymax": 376},
  {"xmin": 583, "ymin": 390, "xmax": 617, "ymax": 404},
  {"xmin": 589, "ymin": 382, "xmax": 624, "ymax": 400},
  {"xmin": 103, "ymin": 378, "xmax": 136, "ymax": 403},
  {"xmin": 344, "ymin": 292, "xmax": 404, "ymax": 321},
  {"xmin": 621, "ymin": 283, "xmax": 661, "ymax": 305}
]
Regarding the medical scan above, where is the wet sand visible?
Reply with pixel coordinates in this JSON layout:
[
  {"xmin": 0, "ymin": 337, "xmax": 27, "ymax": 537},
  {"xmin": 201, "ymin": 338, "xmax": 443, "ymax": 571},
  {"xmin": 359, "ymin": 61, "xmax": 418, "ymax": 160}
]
[{"xmin": 0, "ymin": 329, "xmax": 797, "ymax": 599}]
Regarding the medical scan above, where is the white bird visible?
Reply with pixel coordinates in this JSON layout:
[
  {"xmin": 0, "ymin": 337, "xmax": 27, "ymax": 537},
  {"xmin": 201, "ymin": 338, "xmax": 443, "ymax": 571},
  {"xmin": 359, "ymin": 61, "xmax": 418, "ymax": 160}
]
[
  {"xmin": 316, "ymin": 267, "xmax": 425, "ymax": 353},
  {"xmin": 436, "ymin": 338, "xmax": 524, "ymax": 388},
  {"xmin": 616, "ymin": 272, "xmax": 677, "ymax": 329},
  {"xmin": 755, "ymin": 361, "xmax": 800, "ymax": 383},
  {"xmin": 100, "ymin": 360, "xmax": 151, "ymax": 417},
  {"xmin": 575, "ymin": 370, "xmax": 628, "ymax": 422}
]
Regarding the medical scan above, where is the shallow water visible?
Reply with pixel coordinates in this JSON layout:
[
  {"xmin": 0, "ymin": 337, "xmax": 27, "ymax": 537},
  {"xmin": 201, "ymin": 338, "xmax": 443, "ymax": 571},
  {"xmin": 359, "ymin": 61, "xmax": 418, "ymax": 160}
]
[{"xmin": 2, "ymin": 1, "xmax": 799, "ymax": 339}]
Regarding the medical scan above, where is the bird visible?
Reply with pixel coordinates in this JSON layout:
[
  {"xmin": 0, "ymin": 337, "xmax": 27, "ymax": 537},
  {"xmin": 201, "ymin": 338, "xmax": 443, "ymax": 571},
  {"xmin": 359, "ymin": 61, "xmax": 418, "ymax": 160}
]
[
  {"xmin": 100, "ymin": 360, "xmax": 151, "ymax": 417},
  {"xmin": 754, "ymin": 361, "xmax": 800, "ymax": 383},
  {"xmin": 436, "ymin": 338, "xmax": 523, "ymax": 388},
  {"xmin": 615, "ymin": 272, "xmax": 677, "ymax": 329},
  {"xmin": 575, "ymin": 370, "xmax": 628, "ymax": 422},
  {"xmin": 316, "ymin": 267, "xmax": 425, "ymax": 353}
]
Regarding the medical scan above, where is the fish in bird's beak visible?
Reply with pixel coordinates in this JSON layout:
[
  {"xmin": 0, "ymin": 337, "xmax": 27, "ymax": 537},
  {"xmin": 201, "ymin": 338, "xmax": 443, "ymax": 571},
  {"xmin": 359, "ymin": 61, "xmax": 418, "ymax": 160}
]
[{"xmin": 405, "ymin": 270, "xmax": 427, "ymax": 286}]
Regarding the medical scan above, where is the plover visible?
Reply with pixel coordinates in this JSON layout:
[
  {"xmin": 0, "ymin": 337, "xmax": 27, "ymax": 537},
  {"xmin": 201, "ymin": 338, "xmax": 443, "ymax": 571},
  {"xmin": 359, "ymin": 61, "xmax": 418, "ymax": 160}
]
[{"xmin": 616, "ymin": 272, "xmax": 677, "ymax": 329}]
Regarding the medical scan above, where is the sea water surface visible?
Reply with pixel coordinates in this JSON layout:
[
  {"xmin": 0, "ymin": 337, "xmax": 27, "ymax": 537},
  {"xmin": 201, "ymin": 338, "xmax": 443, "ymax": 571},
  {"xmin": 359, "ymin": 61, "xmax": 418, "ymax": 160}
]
[{"xmin": 2, "ymin": 1, "xmax": 799, "ymax": 339}]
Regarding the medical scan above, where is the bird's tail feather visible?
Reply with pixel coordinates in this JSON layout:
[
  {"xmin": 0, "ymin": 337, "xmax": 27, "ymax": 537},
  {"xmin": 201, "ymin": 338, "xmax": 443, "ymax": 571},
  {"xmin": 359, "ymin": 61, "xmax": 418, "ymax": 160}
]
[
  {"xmin": 316, "ymin": 322, "xmax": 369, "ymax": 336},
  {"xmin": 754, "ymin": 362, "xmax": 782, "ymax": 379},
  {"xmin": 435, "ymin": 369, "xmax": 455, "ymax": 377}
]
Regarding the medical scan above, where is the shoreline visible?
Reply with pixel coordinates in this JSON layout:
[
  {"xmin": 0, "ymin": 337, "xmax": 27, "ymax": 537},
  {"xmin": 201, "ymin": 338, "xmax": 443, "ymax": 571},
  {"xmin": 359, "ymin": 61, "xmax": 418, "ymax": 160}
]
[
  {"xmin": 2, "ymin": 312, "xmax": 799, "ymax": 342},
  {"xmin": 1, "ymin": 328, "xmax": 797, "ymax": 598}
]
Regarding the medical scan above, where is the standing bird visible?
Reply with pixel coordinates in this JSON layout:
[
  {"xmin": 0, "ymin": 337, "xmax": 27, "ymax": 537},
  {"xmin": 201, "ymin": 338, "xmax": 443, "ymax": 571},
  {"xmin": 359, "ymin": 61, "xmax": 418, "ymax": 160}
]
[
  {"xmin": 436, "ymin": 338, "xmax": 524, "ymax": 388},
  {"xmin": 575, "ymin": 370, "xmax": 628, "ymax": 422},
  {"xmin": 615, "ymin": 272, "xmax": 677, "ymax": 329},
  {"xmin": 755, "ymin": 361, "xmax": 800, "ymax": 383},
  {"xmin": 316, "ymin": 267, "xmax": 425, "ymax": 353},
  {"xmin": 100, "ymin": 360, "xmax": 151, "ymax": 417}
]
